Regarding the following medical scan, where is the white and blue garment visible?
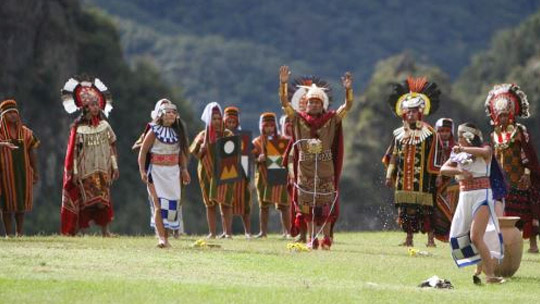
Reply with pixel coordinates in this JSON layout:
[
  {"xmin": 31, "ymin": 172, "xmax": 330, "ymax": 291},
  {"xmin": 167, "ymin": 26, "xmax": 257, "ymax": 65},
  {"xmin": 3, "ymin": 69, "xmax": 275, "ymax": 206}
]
[
  {"xmin": 449, "ymin": 154, "xmax": 504, "ymax": 267},
  {"xmin": 147, "ymin": 123, "xmax": 183, "ymax": 231}
]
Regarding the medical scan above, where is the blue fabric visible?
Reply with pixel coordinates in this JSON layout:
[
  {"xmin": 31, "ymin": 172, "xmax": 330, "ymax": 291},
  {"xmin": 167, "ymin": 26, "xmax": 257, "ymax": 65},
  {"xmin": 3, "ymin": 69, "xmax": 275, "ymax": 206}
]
[{"xmin": 490, "ymin": 157, "xmax": 508, "ymax": 200}]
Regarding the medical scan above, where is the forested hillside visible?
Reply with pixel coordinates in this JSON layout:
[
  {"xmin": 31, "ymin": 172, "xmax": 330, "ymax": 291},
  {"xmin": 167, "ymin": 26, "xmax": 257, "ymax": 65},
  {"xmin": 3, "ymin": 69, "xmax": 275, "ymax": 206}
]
[
  {"xmin": 0, "ymin": 0, "xmax": 200, "ymax": 234},
  {"xmin": 87, "ymin": 0, "xmax": 540, "ymax": 129},
  {"xmin": 3, "ymin": 1, "xmax": 540, "ymax": 233}
]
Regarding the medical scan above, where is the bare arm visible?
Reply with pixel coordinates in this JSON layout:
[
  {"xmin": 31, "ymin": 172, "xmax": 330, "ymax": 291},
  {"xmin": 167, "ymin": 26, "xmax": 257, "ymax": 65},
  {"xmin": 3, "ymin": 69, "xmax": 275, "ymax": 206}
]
[
  {"xmin": 138, "ymin": 131, "xmax": 156, "ymax": 184},
  {"xmin": 440, "ymin": 159, "xmax": 460, "ymax": 177},
  {"xmin": 179, "ymin": 153, "xmax": 191, "ymax": 185},
  {"xmin": 454, "ymin": 145, "xmax": 492, "ymax": 161},
  {"xmin": 337, "ymin": 72, "xmax": 353, "ymax": 122}
]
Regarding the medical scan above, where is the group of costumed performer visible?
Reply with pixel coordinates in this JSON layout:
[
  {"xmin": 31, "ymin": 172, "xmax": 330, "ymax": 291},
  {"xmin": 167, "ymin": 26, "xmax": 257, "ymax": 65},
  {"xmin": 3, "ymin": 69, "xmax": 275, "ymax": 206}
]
[
  {"xmin": 222, "ymin": 107, "xmax": 252, "ymax": 237},
  {"xmin": 485, "ymin": 84, "xmax": 540, "ymax": 253},
  {"xmin": 60, "ymin": 76, "xmax": 119, "ymax": 236},
  {"xmin": 190, "ymin": 103, "xmax": 235, "ymax": 239},
  {"xmin": 279, "ymin": 65, "xmax": 352, "ymax": 250},
  {"xmin": 253, "ymin": 112, "xmax": 291, "ymax": 238},
  {"xmin": 383, "ymin": 77, "xmax": 441, "ymax": 247},
  {"xmin": 0, "ymin": 99, "xmax": 40, "ymax": 237},
  {"xmin": 137, "ymin": 99, "xmax": 191, "ymax": 248},
  {"xmin": 441, "ymin": 123, "xmax": 506, "ymax": 284}
]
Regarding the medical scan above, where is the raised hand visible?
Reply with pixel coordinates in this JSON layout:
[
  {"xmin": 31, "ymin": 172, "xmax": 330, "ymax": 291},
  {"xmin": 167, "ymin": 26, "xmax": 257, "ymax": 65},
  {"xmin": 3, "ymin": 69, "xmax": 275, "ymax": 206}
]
[
  {"xmin": 280, "ymin": 65, "xmax": 290, "ymax": 84},
  {"xmin": 341, "ymin": 72, "xmax": 353, "ymax": 90}
]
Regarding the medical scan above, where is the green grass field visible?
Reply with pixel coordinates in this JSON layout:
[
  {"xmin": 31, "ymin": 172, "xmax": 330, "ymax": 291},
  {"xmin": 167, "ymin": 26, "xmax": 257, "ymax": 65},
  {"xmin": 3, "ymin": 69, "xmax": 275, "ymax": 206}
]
[{"xmin": 1, "ymin": 232, "xmax": 539, "ymax": 303}]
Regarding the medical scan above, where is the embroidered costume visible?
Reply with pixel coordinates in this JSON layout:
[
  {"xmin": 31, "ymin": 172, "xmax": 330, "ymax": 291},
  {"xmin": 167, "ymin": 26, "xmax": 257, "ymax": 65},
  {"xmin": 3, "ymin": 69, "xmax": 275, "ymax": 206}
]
[
  {"xmin": 60, "ymin": 76, "xmax": 118, "ymax": 235},
  {"xmin": 279, "ymin": 66, "xmax": 352, "ymax": 249},
  {"xmin": 485, "ymin": 83, "xmax": 540, "ymax": 246},
  {"xmin": 146, "ymin": 122, "xmax": 183, "ymax": 231},
  {"xmin": 134, "ymin": 99, "xmax": 186, "ymax": 234},
  {"xmin": 383, "ymin": 77, "xmax": 440, "ymax": 245}
]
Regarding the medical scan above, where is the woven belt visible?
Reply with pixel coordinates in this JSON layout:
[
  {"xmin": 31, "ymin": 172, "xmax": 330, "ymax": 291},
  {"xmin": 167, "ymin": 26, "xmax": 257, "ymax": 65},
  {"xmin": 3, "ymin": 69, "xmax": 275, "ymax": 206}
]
[
  {"xmin": 459, "ymin": 177, "xmax": 490, "ymax": 191},
  {"xmin": 299, "ymin": 150, "xmax": 332, "ymax": 162},
  {"xmin": 151, "ymin": 154, "xmax": 179, "ymax": 166}
]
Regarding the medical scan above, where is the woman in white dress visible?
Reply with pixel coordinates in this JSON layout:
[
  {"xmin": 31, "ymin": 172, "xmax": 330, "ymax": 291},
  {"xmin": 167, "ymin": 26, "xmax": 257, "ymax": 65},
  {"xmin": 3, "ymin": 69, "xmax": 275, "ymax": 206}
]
[
  {"xmin": 138, "ymin": 101, "xmax": 190, "ymax": 248},
  {"xmin": 441, "ymin": 123, "xmax": 504, "ymax": 284}
]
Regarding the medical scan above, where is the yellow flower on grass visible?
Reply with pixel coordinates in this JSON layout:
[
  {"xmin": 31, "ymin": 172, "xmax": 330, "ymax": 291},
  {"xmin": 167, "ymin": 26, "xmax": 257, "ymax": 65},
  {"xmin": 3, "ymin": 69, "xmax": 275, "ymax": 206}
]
[
  {"xmin": 192, "ymin": 239, "xmax": 208, "ymax": 248},
  {"xmin": 408, "ymin": 247, "xmax": 431, "ymax": 257},
  {"xmin": 287, "ymin": 242, "xmax": 310, "ymax": 252},
  {"xmin": 191, "ymin": 239, "xmax": 221, "ymax": 249},
  {"xmin": 408, "ymin": 248, "xmax": 419, "ymax": 256}
]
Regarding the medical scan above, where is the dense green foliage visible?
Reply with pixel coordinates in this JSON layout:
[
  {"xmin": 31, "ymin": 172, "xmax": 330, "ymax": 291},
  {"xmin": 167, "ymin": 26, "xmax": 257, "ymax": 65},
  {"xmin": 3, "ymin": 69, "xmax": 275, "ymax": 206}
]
[
  {"xmin": 453, "ymin": 10, "xmax": 540, "ymax": 140},
  {"xmin": 0, "ymin": 2, "xmax": 200, "ymax": 235},
  {"xmin": 87, "ymin": 0, "xmax": 539, "ymax": 129},
  {"xmin": 2, "ymin": 233, "xmax": 540, "ymax": 303},
  {"xmin": 81, "ymin": 0, "xmax": 540, "ymax": 231}
]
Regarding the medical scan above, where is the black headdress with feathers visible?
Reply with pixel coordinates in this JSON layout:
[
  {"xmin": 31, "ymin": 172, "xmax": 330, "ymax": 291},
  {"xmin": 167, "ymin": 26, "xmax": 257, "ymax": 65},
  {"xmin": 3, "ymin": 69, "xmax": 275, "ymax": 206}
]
[{"xmin": 387, "ymin": 77, "xmax": 441, "ymax": 117}]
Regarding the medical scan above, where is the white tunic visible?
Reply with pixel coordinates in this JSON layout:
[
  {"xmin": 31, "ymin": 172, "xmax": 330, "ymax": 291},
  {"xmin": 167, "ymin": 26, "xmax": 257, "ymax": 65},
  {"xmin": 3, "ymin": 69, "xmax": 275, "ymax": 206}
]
[
  {"xmin": 449, "ymin": 155, "xmax": 504, "ymax": 267},
  {"xmin": 147, "ymin": 124, "xmax": 183, "ymax": 231}
]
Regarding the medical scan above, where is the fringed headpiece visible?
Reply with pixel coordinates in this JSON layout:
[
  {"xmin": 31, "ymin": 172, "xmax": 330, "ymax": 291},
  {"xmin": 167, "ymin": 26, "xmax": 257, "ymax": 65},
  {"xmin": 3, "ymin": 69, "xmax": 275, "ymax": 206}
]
[
  {"xmin": 387, "ymin": 76, "xmax": 441, "ymax": 117},
  {"xmin": 61, "ymin": 76, "xmax": 113, "ymax": 117},
  {"xmin": 288, "ymin": 76, "xmax": 332, "ymax": 111},
  {"xmin": 484, "ymin": 83, "xmax": 529, "ymax": 125}
]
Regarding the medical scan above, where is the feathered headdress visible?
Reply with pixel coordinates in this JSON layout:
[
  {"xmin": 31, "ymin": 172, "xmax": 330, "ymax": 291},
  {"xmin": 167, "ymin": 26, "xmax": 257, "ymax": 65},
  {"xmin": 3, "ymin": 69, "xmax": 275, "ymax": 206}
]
[
  {"xmin": 288, "ymin": 76, "xmax": 333, "ymax": 111},
  {"xmin": 61, "ymin": 76, "xmax": 113, "ymax": 117},
  {"xmin": 484, "ymin": 83, "xmax": 529, "ymax": 125},
  {"xmin": 387, "ymin": 76, "xmax": 441, "ymax": 117}
]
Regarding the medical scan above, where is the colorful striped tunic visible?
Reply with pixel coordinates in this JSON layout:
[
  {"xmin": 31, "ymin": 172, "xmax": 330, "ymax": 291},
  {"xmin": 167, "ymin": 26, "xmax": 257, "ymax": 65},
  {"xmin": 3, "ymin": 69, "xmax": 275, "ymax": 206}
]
[
  {"xmin": 190, "ymin": 130, "xmax": 234, "ymax": 207},
  {"xmin": 0, "ymin": 124, "xmax": 39, "ymax": 213},
  {"xmin": 253, "ymin": 135, "xmax": 290, "ymax": 208}
]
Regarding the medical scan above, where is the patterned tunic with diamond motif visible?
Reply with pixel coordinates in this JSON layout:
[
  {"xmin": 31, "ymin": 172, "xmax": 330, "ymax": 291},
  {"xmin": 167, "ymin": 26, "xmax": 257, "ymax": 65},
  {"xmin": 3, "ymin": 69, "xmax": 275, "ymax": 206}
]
[{"xmin": 493, "ymin": 124, "xmax": 540, "ymax": 238}]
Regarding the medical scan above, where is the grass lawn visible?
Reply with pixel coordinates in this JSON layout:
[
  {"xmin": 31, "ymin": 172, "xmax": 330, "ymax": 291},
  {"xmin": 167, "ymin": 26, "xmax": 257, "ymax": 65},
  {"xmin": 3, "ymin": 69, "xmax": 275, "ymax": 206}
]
[{"xmin": 1, "ymin": 232, "xmax": 539, "ymax": 303}]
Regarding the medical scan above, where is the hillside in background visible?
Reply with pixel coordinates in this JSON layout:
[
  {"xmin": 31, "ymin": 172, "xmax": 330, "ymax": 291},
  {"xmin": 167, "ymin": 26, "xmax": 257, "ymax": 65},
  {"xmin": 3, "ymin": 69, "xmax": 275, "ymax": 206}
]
[
  {"xmin": 3, "ymin": 1, "xmax": 540, "ymax": 234},
  {"xmin": 0, "ymin": 0, "xmax": 200, "ymax": 235},
  {"xmin": 87, "ymin": 0, "xmax": 540, "ymax": 130}
]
